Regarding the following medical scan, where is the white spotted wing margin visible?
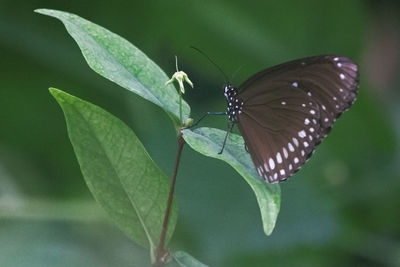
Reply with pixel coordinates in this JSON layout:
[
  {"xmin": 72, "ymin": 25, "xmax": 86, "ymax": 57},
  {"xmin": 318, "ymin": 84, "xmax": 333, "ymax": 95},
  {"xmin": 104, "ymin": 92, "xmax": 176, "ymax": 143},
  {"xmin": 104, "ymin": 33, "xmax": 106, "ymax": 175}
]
[
  {"xmin": 182, "ymin": 127, "xmax": 281, "ymax": 235},
  {"xmin": 236, "ymin": 55, "xmax": 359, "ymax": 182}
]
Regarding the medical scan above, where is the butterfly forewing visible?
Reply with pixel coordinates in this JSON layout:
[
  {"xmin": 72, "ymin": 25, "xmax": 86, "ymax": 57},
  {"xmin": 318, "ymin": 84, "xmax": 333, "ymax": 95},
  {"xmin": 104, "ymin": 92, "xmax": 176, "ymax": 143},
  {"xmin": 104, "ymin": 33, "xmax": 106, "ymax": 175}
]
[{"xmin": 234, "ymin": 55, "xmax": 358, "ymax": 182}]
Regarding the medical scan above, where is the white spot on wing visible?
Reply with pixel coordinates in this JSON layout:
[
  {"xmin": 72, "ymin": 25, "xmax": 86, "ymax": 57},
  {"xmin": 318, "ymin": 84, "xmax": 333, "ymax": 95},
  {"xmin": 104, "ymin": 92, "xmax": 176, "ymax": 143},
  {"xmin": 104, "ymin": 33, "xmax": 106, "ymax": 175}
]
[
  {"xmin": 257, "ymin": 166, "xmax": 263, "ymax": 176},
  {"xmin": 310, "ymin": 109, "xmax": 316, "ymax": 115},
  {"xmin": 276, "ymin": 152, "xmax": 282, "ymax": 164},
  {"xmin": 263, "ymin": 162, "xmax": 269, "ymax": 172},
  {"xmin": 304, "ymin": 141, "xmax": 309, "ymax": 148},
  {"xmin": 305, "ymin": 118, "xmax": 310, "ymax": 125},
  {"xmin": 294, "ymin": 157, "xmax": 299, "ymax": 164},
  {"xmin": 298, "ymin": 130, "xmax": 306, "ymax": 138},
  {"xmin": 292, "ymin": 137, "xmax": 299, "ymax": 147},
  {"xmin": 288, "ymin": 142, "xmax": 295, "ymax": 152},
  {"xmin": 269, "ymin": 158, "xmax": 275, "ymax": 170},
  {"xmin": 292, "ymin": 82, "xmax": 298, "ymax": 87},
  {"xmin": 280, "ymin": 169, "xmax": 285, "ymax": 176},
  {"xmin": 283, "ymin": 147, "xmax": 289, "ymax": 159},
  {"xmin": 340, "ymin": 73, "xmax": 345, "ymax": 80}
]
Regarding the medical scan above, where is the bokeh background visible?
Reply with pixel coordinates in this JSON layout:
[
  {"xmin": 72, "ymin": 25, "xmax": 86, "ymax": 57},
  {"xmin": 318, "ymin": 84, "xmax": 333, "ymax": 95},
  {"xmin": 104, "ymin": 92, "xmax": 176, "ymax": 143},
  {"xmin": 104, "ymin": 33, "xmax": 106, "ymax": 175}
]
[{"xmin": 1, "ymin": 0, "xmax": 399, "ymax": 266}]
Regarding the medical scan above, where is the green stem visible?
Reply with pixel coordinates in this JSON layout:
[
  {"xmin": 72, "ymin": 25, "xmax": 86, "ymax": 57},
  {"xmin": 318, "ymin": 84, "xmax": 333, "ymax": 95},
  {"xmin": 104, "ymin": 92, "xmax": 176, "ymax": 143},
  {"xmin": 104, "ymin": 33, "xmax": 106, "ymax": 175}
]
[{"xmin": 179, "ymin": 90, "xmax": 183, "ymax": 125}]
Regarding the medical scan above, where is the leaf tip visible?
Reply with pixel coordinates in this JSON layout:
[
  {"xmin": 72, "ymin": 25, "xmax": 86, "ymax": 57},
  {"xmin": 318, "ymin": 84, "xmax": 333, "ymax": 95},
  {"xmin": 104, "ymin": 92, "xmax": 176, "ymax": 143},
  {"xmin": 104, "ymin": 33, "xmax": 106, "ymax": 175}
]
[
  {"xmin": 34, "ymin": 8, "xmax": 65, "ymax": 19},
  {"xmin": 264, "ymin": 226, "xmax": 274, "ymax": 236},
  {"xmin": 34, "ymin": 8, "xmax": 50, "ymax": 15},
  {"xmin": 49, "ymin": 87, "xmax": 69, "ymax": 104},
  {"xmin": 49, "ymin": 87, "xmax": 61, "ymax": 95}
]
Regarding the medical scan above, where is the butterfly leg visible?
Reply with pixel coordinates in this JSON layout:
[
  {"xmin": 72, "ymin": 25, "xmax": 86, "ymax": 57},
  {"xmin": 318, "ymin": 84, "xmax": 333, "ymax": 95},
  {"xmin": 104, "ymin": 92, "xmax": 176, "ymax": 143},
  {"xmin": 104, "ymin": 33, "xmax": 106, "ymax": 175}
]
[
  {"xmin": 218, "ymin": 122, "xmax": 235, "ymax": 154},
  {"xmin": 190, "ymin": 111, "xmax": 227, "ymax": 128}
]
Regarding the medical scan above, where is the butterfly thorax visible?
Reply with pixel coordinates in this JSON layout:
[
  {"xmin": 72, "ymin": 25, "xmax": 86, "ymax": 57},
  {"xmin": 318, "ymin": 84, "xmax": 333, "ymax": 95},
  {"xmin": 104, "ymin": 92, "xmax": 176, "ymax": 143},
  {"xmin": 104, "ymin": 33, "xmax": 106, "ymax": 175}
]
[{"xmin": 223, "ymin": 84, "xmax": 244, "ymax": 122}]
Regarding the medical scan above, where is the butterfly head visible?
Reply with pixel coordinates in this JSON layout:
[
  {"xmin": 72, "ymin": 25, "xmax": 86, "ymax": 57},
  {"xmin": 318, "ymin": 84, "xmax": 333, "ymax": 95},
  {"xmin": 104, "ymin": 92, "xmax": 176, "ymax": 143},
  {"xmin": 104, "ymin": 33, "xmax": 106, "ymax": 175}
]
[{"xmin": 223, "ymin": 84, "xmax": 243, "ymax": 121}]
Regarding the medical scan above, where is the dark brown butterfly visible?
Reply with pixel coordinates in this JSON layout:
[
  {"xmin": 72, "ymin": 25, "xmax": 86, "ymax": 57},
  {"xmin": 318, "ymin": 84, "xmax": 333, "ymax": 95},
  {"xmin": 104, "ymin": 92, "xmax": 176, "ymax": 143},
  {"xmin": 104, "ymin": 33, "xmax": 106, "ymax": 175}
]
[{"xmin": 224, "ymin": 55, "xmax": 359, "ymax": 183}]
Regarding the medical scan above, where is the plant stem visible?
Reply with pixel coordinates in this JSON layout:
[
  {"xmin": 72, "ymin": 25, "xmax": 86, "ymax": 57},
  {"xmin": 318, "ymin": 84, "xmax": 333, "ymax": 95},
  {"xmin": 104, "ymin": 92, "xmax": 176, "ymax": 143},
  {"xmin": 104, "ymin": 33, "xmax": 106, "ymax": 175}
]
[
  {"xmin": 175, "ymin": 55, "xmax": 183, "ymax": 126},
  {"xmin": 179, "ymin": 90, "xmax": 183, "ymax": 125},
  {"xmin": 154, "ymin": 131, "xmax": 185, "ymax": 267}
]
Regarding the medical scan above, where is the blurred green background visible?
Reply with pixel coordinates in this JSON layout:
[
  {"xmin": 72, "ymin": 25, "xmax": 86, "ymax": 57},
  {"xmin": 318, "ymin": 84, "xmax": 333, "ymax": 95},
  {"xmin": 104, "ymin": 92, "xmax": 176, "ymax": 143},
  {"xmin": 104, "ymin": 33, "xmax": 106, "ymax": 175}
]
[{"xmin": 1, "ymin": 0, "xmax": 399, "ymax": 266}]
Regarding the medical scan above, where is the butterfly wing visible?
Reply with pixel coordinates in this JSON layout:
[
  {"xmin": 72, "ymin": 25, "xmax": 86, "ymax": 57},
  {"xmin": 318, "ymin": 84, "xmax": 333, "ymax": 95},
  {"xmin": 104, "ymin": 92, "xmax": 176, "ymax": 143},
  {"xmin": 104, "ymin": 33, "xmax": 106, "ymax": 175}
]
[{"xmin": 236, "ymin": 55, "xmax": 359, "ymax": 182}]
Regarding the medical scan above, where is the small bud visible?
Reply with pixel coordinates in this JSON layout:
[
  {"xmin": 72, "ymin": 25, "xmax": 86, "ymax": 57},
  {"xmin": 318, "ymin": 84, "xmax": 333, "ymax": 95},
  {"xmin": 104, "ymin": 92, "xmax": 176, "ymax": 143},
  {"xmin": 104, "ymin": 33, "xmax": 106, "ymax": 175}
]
[
  {"xmin": 183, "ymin": 118, "xmax": 194, "ymax": 128},
  {"xmin": 165, "ymin": 71, "xmax": 193, "ymax": 94}
]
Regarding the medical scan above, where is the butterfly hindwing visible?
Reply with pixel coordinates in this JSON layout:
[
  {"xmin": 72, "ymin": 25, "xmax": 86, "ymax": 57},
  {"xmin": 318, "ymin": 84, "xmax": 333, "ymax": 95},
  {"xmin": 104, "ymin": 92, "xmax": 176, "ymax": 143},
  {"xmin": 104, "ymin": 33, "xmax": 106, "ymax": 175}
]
[{"xmin": 237, "ymin": 86, "xmax": 321, "ymax": 182}]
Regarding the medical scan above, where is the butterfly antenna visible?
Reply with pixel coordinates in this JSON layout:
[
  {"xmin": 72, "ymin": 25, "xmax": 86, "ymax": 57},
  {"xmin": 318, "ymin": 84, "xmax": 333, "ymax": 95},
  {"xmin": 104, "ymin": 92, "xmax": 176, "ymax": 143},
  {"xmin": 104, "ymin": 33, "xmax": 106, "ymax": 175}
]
[
  {"xmin": 190, "ymin": 46, "xmax": 229, "ymax": 83},
  {"xmin": 230, "ymin": 64, "xmax": 245, "ymax": 84}
]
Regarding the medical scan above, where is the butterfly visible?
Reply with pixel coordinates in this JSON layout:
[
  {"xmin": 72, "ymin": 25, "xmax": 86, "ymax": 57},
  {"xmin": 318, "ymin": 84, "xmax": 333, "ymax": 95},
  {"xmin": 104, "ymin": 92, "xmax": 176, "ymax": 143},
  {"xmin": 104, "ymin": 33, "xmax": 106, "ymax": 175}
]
[{"xmin": 223, "ymin": 55, "xmax": 359, "ymax": 183}]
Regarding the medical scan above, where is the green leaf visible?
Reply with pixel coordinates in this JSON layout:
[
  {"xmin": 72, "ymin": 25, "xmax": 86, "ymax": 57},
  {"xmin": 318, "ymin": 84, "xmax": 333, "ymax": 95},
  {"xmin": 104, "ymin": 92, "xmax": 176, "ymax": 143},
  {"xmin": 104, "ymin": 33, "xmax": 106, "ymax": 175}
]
[
  {"xmin": 173, "ymin": 251, "xmax": 209, "ymax": 267},
  {"xmin": 49, "ymin": 88, "xmax": 177, "ymax": 250},
  {"xmin": 182, "ymin": 128, "xmax": 280, "ymax": 235},
  {"xmin": 36, "ymin": 8, "xmax": 190, "ymax": 127}
]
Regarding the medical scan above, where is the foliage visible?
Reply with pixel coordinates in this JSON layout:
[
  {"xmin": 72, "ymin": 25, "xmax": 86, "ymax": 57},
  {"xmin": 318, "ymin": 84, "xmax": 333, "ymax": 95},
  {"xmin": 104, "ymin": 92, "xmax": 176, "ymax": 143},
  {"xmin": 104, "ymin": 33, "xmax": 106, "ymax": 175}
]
[
  {"xmin": 34, "ymin": 8, "xmax": 281, "ymax": 266},
  {"xmin": 50, "ymin": 88, "xmax": 177, "ymax": 250},
  {"xmin": 0, "ymin": 1, "xmax": 398, "ymax": 266}
]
